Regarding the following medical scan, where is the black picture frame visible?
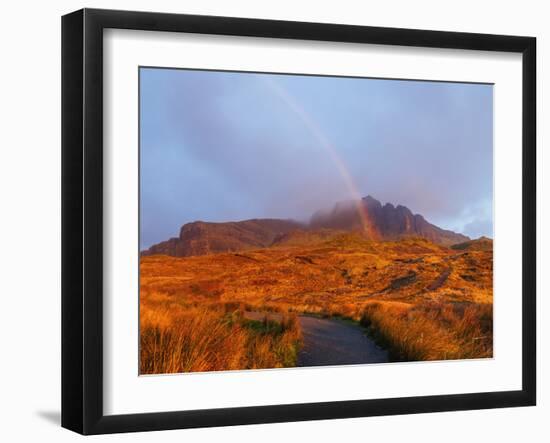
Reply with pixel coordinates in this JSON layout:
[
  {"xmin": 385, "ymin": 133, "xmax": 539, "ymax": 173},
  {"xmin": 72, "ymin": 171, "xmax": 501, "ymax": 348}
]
[{"xmin": 61, "ymin": 8, "xmax": 536, "ymax": 435}]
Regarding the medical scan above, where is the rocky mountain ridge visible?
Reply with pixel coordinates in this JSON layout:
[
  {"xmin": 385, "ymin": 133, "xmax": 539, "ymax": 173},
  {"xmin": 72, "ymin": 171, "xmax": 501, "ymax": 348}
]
[{"xmin": 142, "ymin": 196, "xmax": 471, "ymax": 257}]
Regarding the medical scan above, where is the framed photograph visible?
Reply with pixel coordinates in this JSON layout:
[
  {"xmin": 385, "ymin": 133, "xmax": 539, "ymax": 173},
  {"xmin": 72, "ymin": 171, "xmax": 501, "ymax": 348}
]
[{"xmin": 61, "ymin": 8, "xmax": 536, "ymax": 435}]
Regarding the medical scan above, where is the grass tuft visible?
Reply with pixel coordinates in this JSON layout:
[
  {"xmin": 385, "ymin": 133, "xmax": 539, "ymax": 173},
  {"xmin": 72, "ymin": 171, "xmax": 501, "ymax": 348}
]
[{"xmin": 359, "ymin": 300, "xmax": 493, "ymax": 361}]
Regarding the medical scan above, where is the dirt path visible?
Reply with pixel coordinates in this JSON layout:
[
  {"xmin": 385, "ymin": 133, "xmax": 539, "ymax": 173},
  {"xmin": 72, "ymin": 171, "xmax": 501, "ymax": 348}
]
[
  {"xmin": 244, "ymin": 312, "xmax": 388, "ymax": 367},
  {"xmin": 297, "ymin": 316, "xmax": 388, "ymax": 366}
]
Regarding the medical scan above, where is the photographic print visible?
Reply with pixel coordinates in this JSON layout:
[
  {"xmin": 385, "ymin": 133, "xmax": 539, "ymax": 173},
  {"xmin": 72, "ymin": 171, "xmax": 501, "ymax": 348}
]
[{"xmin": 139, "ymin": 68, "xmax": 493, "ymax": 375}]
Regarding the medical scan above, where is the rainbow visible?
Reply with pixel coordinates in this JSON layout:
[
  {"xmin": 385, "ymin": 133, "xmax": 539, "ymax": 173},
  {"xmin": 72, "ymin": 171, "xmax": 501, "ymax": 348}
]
[{"xmin": 262, "ymin": 76, "xmax": 369, "ymax": 233}]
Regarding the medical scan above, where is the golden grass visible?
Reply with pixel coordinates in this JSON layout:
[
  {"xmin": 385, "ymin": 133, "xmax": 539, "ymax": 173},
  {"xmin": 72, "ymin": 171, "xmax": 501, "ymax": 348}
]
[
  {"xmin": 140, "ymin": 234, "xmax": 493, "ymax": 372},
  {"xmin": 140, "ymin": 293, "xmax": 302, "ymax": 374},
  {"xmin": 359, "ymin": 300, "xmax": 493, "ymax": 361}
]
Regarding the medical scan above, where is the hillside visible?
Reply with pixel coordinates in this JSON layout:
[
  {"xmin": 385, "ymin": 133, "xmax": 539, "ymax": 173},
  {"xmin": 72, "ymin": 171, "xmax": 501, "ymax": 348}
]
[
  {"xmin": 451, "ymin": 236, "xmax": 493, "ymax": 251},
  {"xmin": 142, "ymin": 196, "xmax": 469, "ymax": 257},
  {"xmin": 142, "ymin": 218, "xmax": 302, "ymax": 257},
  {"xmin": 141, "ymin": 234, "xmax": 492, "ymax": 309}
]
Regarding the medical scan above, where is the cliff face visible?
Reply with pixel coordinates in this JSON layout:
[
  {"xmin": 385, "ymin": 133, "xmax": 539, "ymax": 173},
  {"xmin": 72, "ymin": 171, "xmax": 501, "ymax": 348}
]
[
  {"xmin": 310, "ymin": 196, "xmax": 469, "ymax": 246},
  {"xmin": 141, "ymin": 219, "xmax": 303, "ymax": 257},
  {"xmin": 142, "ymin": 196, "xmax": 470, "ymax": 257}
]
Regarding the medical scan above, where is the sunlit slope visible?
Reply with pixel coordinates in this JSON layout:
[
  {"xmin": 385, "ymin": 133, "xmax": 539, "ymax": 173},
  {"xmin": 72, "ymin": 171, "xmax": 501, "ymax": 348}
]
[{"xmin": 140, "ymin": 234, "xmax": 492, "ymax": 313}]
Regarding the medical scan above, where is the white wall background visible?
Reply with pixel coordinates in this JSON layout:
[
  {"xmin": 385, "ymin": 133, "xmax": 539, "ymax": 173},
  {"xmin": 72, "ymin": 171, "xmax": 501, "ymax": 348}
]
[{"xmin": 0, "ymin": 0, "xmax": 546, "ymax": 441}]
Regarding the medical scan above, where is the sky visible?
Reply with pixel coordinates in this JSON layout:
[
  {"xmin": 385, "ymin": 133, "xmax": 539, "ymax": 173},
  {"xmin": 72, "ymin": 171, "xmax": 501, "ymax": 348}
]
[{"xmin": 140, "ymin": 68, "xmax": 493, "ymax": 250}]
